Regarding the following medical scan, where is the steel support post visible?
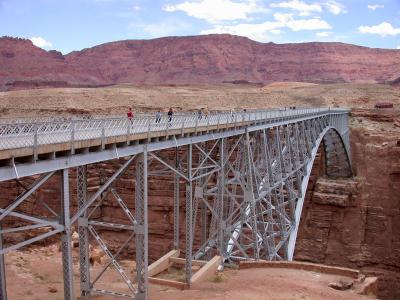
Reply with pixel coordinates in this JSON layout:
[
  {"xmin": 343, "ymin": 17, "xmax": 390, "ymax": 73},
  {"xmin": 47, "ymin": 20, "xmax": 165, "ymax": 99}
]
[
  {"xmin": 185, "ymin": 144, "xmax": 193, "ymax": 286},
  {"xmin": 284, "ymin": 126, "xmax": 296, "ymax": 222},
  {"xmin": 262, "ymin": 129, "xmax": 277, "ymax": 259},
  {"xmin": 77, "ymin": 165, "xmax": 91, "ymax": 297},
  {"xmin": 218, "ymin": 138, "xmax": 225, "ymax": 261},
  {"xmin": 0, "ymin": 223, "xmax": 7, "ymax": 300},
  {"xmin": 274, "ymin": 128, "xmax": 289, "ymax": 259},
  {"xmin": 244, "ymin": 132, "xmax": 259, "ymax": 260},
  {"xmin": 200, "ymin": 200, "xmax": 208, "ymax": 259},
  {"xmin": 61, "ymin": 168, "xmax": 75, "ymax": 300},
  {"xmin": 135, "ymin": 150, "xmax": 148, "ymax": 300},
  {"xmin": 173, "ymin": 149, "xmax": 180, "ymax": 250}
]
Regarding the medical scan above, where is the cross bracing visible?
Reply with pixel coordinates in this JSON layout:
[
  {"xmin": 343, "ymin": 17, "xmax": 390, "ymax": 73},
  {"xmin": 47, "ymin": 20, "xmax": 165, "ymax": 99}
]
[{"xmin": 0, "ymin": 108, "xmax": 352, "ymax": 300}]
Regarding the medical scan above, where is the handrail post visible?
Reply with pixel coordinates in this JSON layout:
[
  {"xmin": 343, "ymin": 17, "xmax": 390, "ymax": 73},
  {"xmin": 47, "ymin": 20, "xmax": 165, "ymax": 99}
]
[
  {"xmin": 33, "ymin": 124, "xmax": 38, "ymax": 161},
  {"xmin": 165, "ymin": 117, "xmax": 169, "ymax": 137},
  {"xmin": 101, "ymin": 120, "xmax": 105, "ymax": 150},
  {"xmin": 234, "ymin": 114, "xmax": 238, "ymax": 131},
  {"xmin": 217, "ymin": 115, "xmax": 220, "ymax": 131},
  {"xmin": 71, "ymin": 120, "xmax": 75, "ymax": 155},
  {"xmin": 147, "ymin": 118, "xmax": 151, "ymax": 142},
  {"xmin": 195, "ymin": 116, "xmax": 198, "ymax": 134},
  {"xmin": 126, "ymin": 119, "xmax": 131, "ymax": 145},
  {"xmin": 181, "ymin": 117, "xmax": 185, "ymax": 137}
]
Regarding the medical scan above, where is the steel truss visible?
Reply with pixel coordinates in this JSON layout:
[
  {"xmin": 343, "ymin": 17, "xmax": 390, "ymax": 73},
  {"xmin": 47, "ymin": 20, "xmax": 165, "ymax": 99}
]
[{"xmin": 0, "ymin": 111, "xmax": 351, "ymax": 299}]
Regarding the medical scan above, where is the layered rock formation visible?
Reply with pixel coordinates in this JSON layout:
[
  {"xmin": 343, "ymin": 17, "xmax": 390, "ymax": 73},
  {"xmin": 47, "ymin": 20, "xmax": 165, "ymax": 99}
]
[{"xmin": 1, "ymin": 35, "xmax": 400, "ymax": 90}]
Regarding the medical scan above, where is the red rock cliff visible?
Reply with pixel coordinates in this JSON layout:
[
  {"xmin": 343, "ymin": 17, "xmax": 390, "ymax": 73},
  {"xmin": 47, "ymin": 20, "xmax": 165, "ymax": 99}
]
[{"xmin": 1, "ymin": 35, "xmax": 400, "ymax": 90}]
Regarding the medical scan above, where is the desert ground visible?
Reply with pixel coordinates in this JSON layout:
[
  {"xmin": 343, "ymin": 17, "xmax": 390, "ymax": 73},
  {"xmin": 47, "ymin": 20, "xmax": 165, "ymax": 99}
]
[
  {"xmin": 0, "ymin": 82, "xmax": 399, "ymax": 118},
  {"xmin": 5, "ymin": 245, "xmax": 371, "ymax": 300}
]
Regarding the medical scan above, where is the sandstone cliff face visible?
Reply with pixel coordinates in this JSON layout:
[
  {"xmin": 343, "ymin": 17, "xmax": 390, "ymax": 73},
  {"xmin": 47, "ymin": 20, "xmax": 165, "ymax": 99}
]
[
  {"xmin": 295, "ymin": 111, "xmax": 400, "ymax": 299},
  {"xmin": 1, "ymin": 35, "xmax": 400, "ymax": 90}
]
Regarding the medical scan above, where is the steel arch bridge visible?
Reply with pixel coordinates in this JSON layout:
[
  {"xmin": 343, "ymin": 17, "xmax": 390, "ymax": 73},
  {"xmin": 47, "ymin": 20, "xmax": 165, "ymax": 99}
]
[{"xmin": 0, "ymin": 108, "xmax": 352, "ymax": 300}]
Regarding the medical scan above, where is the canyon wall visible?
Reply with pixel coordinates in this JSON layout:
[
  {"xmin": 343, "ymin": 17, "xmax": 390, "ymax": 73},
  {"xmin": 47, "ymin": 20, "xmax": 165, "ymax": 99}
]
[{"xmin": 1, "ymin": 35, "xmax": 400, "ymax": 91}]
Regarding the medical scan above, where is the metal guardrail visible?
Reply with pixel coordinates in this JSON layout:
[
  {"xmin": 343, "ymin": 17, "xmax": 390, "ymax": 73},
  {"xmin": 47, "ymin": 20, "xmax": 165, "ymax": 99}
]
[{"xmin": 0, "ymin": 108, "xmax": 348, "ymax": 151}]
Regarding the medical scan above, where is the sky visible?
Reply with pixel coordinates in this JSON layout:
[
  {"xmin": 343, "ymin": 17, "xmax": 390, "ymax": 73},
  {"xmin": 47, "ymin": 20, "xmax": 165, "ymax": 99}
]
[{"xmin": 0, "ymin": 0, "xmax": 399, "ymax": 54}]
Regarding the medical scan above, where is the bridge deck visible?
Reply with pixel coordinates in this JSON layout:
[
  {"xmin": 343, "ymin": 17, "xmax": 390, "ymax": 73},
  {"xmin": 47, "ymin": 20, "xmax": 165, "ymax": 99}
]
[{"xmin": 0, "ymin": 108, "xmax": 349, "ymax": 181}]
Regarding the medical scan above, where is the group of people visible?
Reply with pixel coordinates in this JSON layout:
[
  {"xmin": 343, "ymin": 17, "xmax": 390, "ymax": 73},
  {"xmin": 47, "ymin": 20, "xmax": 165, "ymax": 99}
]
[
  {"xmin": 128, "ymin": 107, "xmax": 243, "ymax": 124},
  {"xmin": 197, "ymin": 108, "xmax": 211, "ymax": 120},
  {"xmin": 127, "ymin": 107, "xmax": 174, "ymax": 124}
]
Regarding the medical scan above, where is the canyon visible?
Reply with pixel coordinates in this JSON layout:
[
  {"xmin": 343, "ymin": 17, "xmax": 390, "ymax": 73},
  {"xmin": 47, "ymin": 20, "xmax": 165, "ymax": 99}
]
[
  {"xmin": 0, "ymin": 106, "xmax": 398, "ymax": 299},
  {"xmin": 0, "ymin": 33, "xmax": 399, "ymax": 299}
]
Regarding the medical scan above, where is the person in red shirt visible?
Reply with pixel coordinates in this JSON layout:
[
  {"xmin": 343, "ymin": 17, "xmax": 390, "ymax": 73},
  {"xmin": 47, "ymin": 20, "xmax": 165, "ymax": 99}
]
[{"xmin": 127, "ymin": 107, "xmax": 133, "ymax": 123}]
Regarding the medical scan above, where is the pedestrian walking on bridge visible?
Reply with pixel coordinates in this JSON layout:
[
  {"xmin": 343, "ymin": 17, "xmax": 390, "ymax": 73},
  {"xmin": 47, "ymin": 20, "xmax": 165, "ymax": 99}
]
[
  {"xmin": 155, "ymin": 110, "xmax": 161, "ymax": 123},
  {"xmin": 167, "ymin": 108, "xmax": 173, "ymax": 126},
  {"xmin": 127, "ymin": 107, "xmax": 134, "ymax": 124}
]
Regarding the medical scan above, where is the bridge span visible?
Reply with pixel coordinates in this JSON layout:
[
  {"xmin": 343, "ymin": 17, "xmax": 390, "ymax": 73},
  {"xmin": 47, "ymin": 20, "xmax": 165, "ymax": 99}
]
[{"xmin": 0, "ymin": 108, "xmax": 352, "ymax": 300}]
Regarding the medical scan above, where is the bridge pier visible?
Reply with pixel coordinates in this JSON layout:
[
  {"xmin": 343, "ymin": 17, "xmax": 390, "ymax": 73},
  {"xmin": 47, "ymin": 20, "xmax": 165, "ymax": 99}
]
[
  {"xmin": 61, "ymin": 168, "xmax": 75, "ymax": 300},
  {"xmin": 185, "ymin": 144, "xmax": 193, "ymax": 286},
  {"xmin": 135, "ymin": 150, "xmax": 149, "ymax": 300},
  {"xmin": 77, "ymin": 165, "xmax": 91, "ymax": 297}
]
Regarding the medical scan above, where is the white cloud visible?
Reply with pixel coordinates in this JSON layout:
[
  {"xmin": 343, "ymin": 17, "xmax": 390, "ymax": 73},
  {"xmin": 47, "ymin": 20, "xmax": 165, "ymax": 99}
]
[
  {"xmin": 133, "ymin": 5, "xmax": 140, "ymax": 11},
  {"xmin": 271, "ymin": 0, "xmax": 346, "ymax": 16},
  {"xmin": 324, "ymin": 1, "xmax": 346, "ymax": 15},
  {"xmin": 397, "ymin": 46, "xmax": 400, "ymax": 49},
  {"xmin": 30, "ymin": 36, "xmax": 52, "ymax": 49},
  {"xmin": 285, "ymin": 16, "xmax": 331, "ymax": 31},
  {"xmin": 270, "ymin": 29, "xmax": 282, "ymax": 34},
  {"xmin": 359, "ymin": 22, "xmax": 400, "ymax": 37},
  {"xmin": 201, "ymin": 13, "xmax": 331, "ymax": 42},
  {"xmin": 367, "ymin": 4, "xmax": 384, "ymax": 11},
  {"xmin": 140, "ymin": 20, "xmax": 191, "ymax": 37},
  {"xmin": 164, "ymin": 0, "xmax": 267, "ymax": 23},
  {"xmin": 201, "ymin": 22, "xmax": 278, "ymax": 42},
  {"xmin": 316, "ymin": 31, "xmax": 332, "ymax": 37},
  {"xmin": 270, "ymin": 0, "xmax": 322, "ymax": 16}
]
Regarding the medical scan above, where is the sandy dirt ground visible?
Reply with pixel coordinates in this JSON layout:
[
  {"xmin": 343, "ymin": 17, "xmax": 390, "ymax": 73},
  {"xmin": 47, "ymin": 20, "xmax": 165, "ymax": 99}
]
[
  {"xmin": 0, "ymin": 82, "xmax": 399, "ymax": 118},
  {"xmin": 5, "ymin": 245, "xmax": 371, "ymax": 300}
]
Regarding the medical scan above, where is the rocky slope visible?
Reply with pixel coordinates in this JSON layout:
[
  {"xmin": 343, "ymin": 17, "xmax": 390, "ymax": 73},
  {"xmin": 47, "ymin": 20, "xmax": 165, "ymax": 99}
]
[{"xmin": 1, "ymin": 35, "xmax": 400, "ymax": 90}]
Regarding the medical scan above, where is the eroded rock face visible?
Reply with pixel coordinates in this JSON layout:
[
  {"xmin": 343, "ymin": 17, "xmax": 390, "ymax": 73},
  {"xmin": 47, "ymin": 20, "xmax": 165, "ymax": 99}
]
[
  {"xmin": 1, "ymin": 35, "xmax": 400, "ymax": 90},
  {"xmin": 295, "ymin": 111, "xmax": 400, "ymax": 299}
]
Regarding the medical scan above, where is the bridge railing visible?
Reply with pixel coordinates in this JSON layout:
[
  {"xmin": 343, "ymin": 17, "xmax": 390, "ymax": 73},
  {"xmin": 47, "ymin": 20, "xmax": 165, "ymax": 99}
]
[{"xmin": 0, "ymin": 108, "xmax": 348, "ymax": 151}]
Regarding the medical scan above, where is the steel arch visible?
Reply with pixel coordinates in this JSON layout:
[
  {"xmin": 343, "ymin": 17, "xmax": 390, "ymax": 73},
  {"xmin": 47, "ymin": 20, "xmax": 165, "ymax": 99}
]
[{"xmin": 287, "ymin": 126, "xmax": 352, "ymax": 260}]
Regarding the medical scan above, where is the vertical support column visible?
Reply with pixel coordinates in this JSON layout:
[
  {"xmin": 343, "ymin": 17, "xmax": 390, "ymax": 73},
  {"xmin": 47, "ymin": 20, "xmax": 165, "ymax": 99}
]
[
  {"xmin": 200, "ymin": 200, "xmax": 208, "ymax": 258},
  {"xmin": 185, "ymin": 144, "xmax": 193, "ymax": 286},
  {"xmin": 244, "ymin": 131, "xmax": 259, "ymax": 260},
  {"xmin": 0, "ymin": 223, "xmax": 7, "ymax": 300},
  {"xmin": 284, "ymin": 126, "xmax": 296, "ymax": 222},
  {"xmin": 77, "ymin": 165, "xmax": 90, "ymax": 297},
  {"xmin": 218, "ymin": 138, "xmax": 225, "ymax": 261},
  {"xmin": 262, "ymin": 129, "xmax": 277, "ymax": 259},
  {"xmin": 61, "ymin": 168, "xmax": 75, "ymax": 300},
  {"xmin": 274, "ymin": 128, "xmax": 289, "ymax": 259},
  {"xmin": 303, "ymin": 121, "xmax": 313, "ymax": 156},
  {"xmin": 173, "ymin": 149, "xmax": 180, "ymax": 250},
  {"xmin": 135, "ymin": 150, "xmax": 148, "ymax": 300}
]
